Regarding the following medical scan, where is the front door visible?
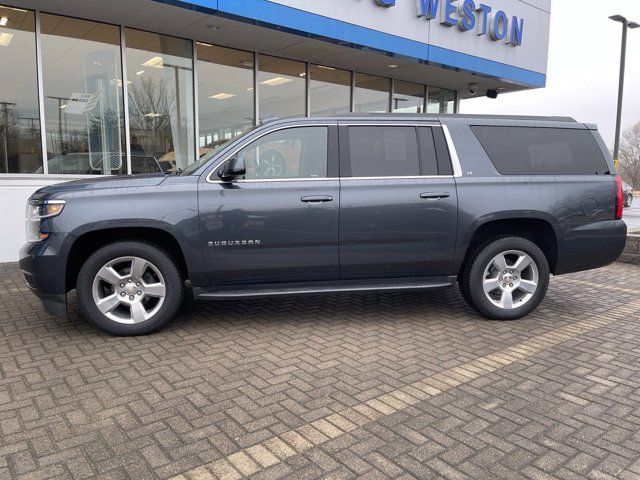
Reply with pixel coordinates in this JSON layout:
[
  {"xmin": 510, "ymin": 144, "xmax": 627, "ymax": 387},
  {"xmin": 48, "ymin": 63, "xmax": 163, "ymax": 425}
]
[
  {"xmin": 198, "ymin": 124, "xmax": 340, "ymax": 286},
  {"xmin": 338, "ymin": 123, "xmax": 459, "ymax": 278}
]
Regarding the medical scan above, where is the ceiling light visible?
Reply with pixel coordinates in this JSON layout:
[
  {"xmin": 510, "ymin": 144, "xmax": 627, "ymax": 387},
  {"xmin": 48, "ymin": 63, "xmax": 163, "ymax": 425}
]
[
  {"xmin": 316, "ymin": 65, "xmax": 336, "ymax": 71},
  {"xmin": 143, "ymin": 112, "xmax": 163, "ymax": 118},
  {"xmin": 142, "ymin": 56, "xmax": 163, "ymax": 68},
  {"xmin": 299, "ymin": 72, "xmax": 306, "ymax": 77},
  {"xmin": 0, "ymin": 32, "xmax": 13, "ymax": 46},
  {"xmin": 136, "ymin": 70, "xmax": 145, "ymax": 76},
  {"xmin": 260, "ymin": 76, "xmax": 293, "ymax": 86},
  {"xmin": 246, "ymin": 87, "xmax": 254, "ymax": 91},
  {"xmin": 197, "ymin": 41, "xmax": 213, "ymax": 47},
  {"xmin": 387, "ymin": 64, "xmax": 399, "ymax": 68},
  {"xmin": 209, "ymin": 93, "xmax": 236, "ymax": 100},
  {"xmin": 239, "ymin": 60, "xmax": 254, "ymax": 68},
  {"xmin": 0, "ymin": 17, "xmax": 8, "ymax": 26},
  {"xmin": 59, "ymin": 104, "xmax": 67, "ymax": 109}
]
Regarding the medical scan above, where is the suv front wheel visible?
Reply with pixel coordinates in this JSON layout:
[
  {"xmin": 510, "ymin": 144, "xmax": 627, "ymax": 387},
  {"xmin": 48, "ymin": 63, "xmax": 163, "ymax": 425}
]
[
  {"xmin": 460, "ymin": 237, "xmax": 550, "ymax": 320},
  {"xmin": 76, "ymin": 241, "xmax": 184, "ymax": 335}
]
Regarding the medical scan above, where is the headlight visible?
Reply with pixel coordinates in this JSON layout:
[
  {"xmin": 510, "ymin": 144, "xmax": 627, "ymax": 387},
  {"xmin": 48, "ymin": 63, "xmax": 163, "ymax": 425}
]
[{"xmin": 25, "ymin": 199, "xmax": 65, "ymax": 243}]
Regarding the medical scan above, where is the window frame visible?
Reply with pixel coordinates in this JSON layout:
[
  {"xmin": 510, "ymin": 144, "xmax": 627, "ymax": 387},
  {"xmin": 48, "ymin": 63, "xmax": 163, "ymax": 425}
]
[
  {"xmin": 205, "ymin": 123, "xmax": 339, "ymax": 183},
  {"xmin": 338, "ymin": 123, "xmax": 459, "ymax": 180},
  {"xmin": 471, "ymin": 125, "xmax": 610, "ymax": 176}
]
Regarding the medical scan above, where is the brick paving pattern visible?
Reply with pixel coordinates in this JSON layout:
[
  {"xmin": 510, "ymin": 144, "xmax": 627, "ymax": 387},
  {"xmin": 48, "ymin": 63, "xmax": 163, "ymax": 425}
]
[{"xmin": 1, "ymin": 261, "xmax": 640, "ymax": 479}]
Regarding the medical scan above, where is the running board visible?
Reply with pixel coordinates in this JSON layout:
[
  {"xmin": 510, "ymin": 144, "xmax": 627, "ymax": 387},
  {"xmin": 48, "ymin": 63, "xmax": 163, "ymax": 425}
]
[{"xmin": 195, "ymin": 276, "xmax": 457, "ymax": 300}]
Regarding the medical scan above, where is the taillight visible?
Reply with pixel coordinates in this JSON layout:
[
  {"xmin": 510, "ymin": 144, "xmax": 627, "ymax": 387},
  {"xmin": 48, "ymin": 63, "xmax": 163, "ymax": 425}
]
[{"xmin": 614, "ymin": 176, "xmax": 623, "ymax": 220}]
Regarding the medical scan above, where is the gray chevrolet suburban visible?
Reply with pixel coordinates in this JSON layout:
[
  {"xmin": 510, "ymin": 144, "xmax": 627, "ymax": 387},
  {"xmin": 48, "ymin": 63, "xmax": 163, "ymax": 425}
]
[{"xmin": 20, "ymin": 115, "xmax": 628, "ymax": 335}]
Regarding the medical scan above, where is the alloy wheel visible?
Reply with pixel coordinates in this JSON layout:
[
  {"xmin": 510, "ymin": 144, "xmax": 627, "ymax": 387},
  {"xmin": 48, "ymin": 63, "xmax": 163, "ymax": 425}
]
[
  {"xmin": 91, "ymin": 256, "xmax": 166, "ymax": 324},
  {"xmin": 482, "ymin": 249, "xmax": 539, "ymax": 310}
]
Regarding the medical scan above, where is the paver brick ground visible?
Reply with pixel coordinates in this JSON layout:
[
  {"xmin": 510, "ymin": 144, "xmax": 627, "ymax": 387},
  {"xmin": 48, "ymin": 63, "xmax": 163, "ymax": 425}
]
[{"xmin": 1, "ymin": 261, "xmax": 640, "ymax": 479}]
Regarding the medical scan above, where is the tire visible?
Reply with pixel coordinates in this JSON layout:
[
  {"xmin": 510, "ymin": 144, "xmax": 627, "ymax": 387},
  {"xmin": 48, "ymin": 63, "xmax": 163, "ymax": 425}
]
[
  {"xmin": 625, "ymin": 194, "xmax": 633, "ymax": 208},
  {"xmin": 460, "ymin": 236, "xmax": 549, "ymax": 320},
  {"xmin": 76, "ymin": 241, "xmax": 183, "ymax": 335}
]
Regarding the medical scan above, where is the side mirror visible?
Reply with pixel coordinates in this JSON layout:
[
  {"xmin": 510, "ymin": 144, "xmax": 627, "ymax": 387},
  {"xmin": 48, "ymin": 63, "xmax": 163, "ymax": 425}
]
[{"xmin": 218, "ymin": 156, "xmax": 246, "ymax": 181}]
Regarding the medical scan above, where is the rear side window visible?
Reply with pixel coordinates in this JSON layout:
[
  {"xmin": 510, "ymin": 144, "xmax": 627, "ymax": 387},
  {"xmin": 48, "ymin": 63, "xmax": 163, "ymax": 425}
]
[
  {"xmin": 348, "ymin": 126, "xmax": 419, "ymax": 177},
  {"xmin": 345, "ymin": 126, "xmax": 453, "ymax": 177},
  {"xmin": 471, "ymin": 126, "xmax": 609, "ymax": 175}
]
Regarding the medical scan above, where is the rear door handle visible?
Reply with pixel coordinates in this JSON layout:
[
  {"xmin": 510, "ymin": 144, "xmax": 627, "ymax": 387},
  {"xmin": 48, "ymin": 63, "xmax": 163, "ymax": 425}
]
[
  {"xmin": 301, "ymin": 195, "xmax": 333, "ymax": 203},
  {"xmin": 420, "ymin": 192, "xmax": 450, "ymax": 200}
]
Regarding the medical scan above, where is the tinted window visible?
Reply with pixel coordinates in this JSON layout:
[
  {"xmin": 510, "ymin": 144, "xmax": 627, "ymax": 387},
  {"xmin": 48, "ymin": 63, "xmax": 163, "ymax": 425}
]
[
  {"xmin": 348, "ymin": 127, "xmax": 419, "ymax": 177},
  {"xmin": 472, "ymin": 126, "xmax": 609, "ymax": 175},
  {"xmin": 233, "ymin": 127, "xmax": 328, "ymax": 180},
  {"xmin": 417, "ymin": 128, "xmax": 439, "ymax": 176}
]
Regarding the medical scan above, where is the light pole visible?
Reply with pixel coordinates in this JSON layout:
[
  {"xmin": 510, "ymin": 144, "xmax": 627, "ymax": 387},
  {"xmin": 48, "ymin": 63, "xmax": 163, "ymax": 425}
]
[{"xmin": 609, "ymin": 14, "xmax": 639, "ymax": 170}]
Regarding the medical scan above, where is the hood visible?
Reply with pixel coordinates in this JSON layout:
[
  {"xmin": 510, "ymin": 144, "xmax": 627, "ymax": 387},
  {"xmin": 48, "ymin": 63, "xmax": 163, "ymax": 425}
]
[{"xmin": 35, "ymin": 174, "xmax": 168, "ymax": 195}]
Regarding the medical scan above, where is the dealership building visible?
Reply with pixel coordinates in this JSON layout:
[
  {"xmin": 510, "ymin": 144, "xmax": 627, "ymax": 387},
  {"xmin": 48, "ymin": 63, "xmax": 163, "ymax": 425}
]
[{"xmin": 0, "ymin": 0, "xmax": 550, "ymax": 261}]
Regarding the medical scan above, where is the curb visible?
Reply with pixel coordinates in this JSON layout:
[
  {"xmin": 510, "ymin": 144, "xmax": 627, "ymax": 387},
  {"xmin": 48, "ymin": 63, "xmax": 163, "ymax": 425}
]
[{"xmin": 619, "ymin": 234, "xmax": 640, "ymax": 266}]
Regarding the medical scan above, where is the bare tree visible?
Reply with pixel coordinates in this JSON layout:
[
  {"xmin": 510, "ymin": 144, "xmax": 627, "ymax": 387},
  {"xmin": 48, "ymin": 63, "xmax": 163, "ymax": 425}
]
[{"xmin": 619, "ymin": 120, "xmax": 640, "ymax": 188}]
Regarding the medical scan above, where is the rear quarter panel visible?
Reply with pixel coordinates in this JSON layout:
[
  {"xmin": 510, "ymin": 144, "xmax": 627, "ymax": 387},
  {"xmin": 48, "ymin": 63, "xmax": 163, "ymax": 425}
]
[{"xmin": 443, "ymin": 117, "xmax": 625, "ymax": 275}]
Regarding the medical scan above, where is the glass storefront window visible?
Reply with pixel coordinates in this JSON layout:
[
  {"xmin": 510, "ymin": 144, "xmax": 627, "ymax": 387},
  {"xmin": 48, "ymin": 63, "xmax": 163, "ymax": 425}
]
[
  {"xmin": 197, "ymin": 44, "xmax": 253, "ymax": 154},
  {"xmin": 126, "ymin": 29, "xmax": 194, "ymax": 172},
  {"xmin": 0, "ymin": 6, "xmax": 41, "ymax": 174},
  {"xmin": 41, "ymin": 14, "xmax": 124, "ymax": 175},
  {"xmin": 258, "ymin": 55, "xmax": 305, "ymax": 121},
  {"xmin": 354, "ymin": 73, "xmax": 390, "ymax": 113},
  {"xmin": 309, "ymin": 65, "xmax": 351, "ymax": 116},
  {"xmin": 427, "ymin": 87, "xmax": 456, "ymax": 114},
  {"xmin": 393, "ymin": 81, "xmax": 425, "ymax": 114}
]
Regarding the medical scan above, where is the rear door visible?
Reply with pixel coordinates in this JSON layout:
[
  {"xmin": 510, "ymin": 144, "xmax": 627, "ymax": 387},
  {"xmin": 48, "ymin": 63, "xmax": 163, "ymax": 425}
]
[{"xmin": 338, "ymin": 122, "xmax": 459, "ymax": 278}]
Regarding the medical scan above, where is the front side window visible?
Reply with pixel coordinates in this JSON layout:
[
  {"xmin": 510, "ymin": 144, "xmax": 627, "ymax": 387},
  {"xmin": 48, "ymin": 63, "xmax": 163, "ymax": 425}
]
[
  {"xmin": 41, "ymin": 14, "xmax": 125, "ymax": 175},
  {"xmin": 472, "ymin": 126, "xmax": 609, "ymax": 175},
  {"xmin": 230, "ymin": 126, "xmax": 328, "ymax": 180}
]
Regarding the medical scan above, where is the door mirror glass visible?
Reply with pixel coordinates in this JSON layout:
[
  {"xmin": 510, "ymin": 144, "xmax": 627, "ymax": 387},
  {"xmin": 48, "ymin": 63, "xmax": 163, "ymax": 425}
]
[{"xmin": 219, "ymin": 156, "xmax": 246, "ymax": 181}]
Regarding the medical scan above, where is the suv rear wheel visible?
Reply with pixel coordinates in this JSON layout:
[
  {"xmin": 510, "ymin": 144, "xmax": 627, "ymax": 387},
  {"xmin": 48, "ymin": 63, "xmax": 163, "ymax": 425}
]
[
  {"xmin": 76, "ymin": 241, "xmax": 183, "ymax": 335},
  {"xmin": 460, "ymin": 237, "xmax": 549, "ymax": 320}
]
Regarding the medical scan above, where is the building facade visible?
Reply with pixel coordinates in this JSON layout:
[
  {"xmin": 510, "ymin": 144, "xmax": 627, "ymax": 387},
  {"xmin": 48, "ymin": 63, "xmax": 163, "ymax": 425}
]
[{"xmin": 0, "ymin": 0, "xmax": 550, "ymax": 261}]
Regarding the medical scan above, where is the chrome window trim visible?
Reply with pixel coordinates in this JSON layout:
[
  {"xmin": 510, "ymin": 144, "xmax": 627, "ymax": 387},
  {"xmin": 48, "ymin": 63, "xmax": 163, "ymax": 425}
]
[
  {"xmin": 205, "ymin": 122, "xmax": 461, "ymax": 184},
  {"xmin": 342, "ymin": 176, "xmax": 454, "ymax": 181},
  {"xmin": 441, "ymin": 125, "xmax": 463, "ymax": 178},
  {"xmin": 205, "ymin": 123, "xmax": 335, "ymax": 184}
]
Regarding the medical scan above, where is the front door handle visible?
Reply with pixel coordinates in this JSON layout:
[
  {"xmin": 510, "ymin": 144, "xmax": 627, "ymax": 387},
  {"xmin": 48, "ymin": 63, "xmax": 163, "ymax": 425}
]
[
  {"xmin": 420, "ymin": 192, "xmax": 450, "ymax": 200},
  {"xmin": 301, "ymin": 195, "xmax": 333, "ymax": 203}
]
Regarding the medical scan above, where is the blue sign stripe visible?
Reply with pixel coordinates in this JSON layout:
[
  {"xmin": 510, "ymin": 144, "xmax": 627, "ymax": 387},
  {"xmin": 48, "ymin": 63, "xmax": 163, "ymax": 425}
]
[{"xmin": 152, "ymin": 0, "xmax": 546, "ymax": 88}]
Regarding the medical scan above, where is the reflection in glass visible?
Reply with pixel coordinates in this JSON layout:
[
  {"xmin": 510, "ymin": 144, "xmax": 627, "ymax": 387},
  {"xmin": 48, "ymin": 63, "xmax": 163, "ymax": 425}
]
[
  {"xmin": 126, "ymin": 29, "xmax": 194, "ymax": 171},
  {"xmin": 354, "ymin": 73, "xmax": 390, "ymax": 113},
  {"xmin": 310, "ymin": 65, "xmax": 351, "ymax": 115},
  {"xmin": 427, "ymin": 87, "xmax": 456, "ymax": 114},
  {"xmin": 197, "ymin": 44, "xmax": 254, "ymax": 151},
  {"xmin": 393, "ymin": 81, "xmax": 425, "ymax": 113},
  {"xmin": 41, "ymin": 14, "xmax": 124, "ymax": 174},
  {"xmin": 0, "ymin": 6, "xmax": 41, "ymax": 174},
  {"xmin": 258, "ymin": 55, "xmax": 305, "ymax": 121},
  {"xmin": 234, "ymin": 127, "xmax": 328, "ymax": 180}
]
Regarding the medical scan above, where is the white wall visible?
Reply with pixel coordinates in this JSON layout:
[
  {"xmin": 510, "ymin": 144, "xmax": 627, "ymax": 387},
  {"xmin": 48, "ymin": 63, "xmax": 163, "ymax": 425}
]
[{"xmin": 0, "ymin": 177, "xmax": 79, "ymax": 263}]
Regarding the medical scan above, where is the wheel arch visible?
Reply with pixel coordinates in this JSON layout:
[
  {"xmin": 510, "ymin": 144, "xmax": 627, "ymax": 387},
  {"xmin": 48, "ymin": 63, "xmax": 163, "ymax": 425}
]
[
  {"xmin": 66, "ymin": 226, "xmax": 189, "ymax": 292},
  {"xmin": 459, "ymin": 214, "xmax": 559, "ymax": 275}
]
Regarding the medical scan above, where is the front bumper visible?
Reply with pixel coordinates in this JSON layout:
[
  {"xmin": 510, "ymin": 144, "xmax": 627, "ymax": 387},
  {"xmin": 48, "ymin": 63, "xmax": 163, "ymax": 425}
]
[{"xmin": 19, "ymin": 234, "xmax": 69, "ymax": 318}]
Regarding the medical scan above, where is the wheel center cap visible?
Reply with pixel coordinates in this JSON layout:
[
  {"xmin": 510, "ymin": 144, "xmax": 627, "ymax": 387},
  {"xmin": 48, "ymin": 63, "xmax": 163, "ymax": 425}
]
[{"xmin": 124, "ymin": 284, "xmax": 138, "ymax": 295}]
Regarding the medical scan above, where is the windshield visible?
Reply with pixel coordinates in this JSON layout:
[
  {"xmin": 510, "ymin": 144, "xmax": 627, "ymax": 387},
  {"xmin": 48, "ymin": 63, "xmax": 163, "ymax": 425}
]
[{"xmin": 179, "ymin": 126, "xmax": 258, "ymax": 175}]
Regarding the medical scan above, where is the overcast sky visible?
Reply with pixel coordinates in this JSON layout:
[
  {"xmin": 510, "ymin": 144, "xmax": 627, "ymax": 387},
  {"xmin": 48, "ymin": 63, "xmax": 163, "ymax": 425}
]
[{"xmin": 461, "ymin": 0, "xmax": 640, "ymax": 148}]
